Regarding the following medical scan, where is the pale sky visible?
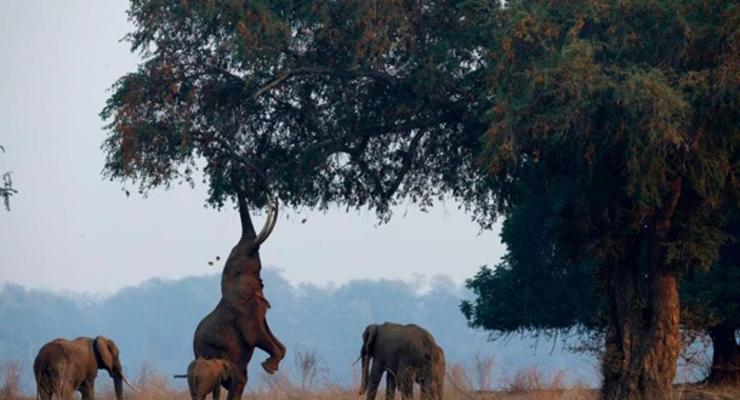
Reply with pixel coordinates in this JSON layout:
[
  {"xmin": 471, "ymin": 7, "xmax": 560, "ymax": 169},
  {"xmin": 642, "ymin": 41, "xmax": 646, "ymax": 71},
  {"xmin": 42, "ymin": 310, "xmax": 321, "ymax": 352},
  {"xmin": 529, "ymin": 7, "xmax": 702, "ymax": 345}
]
[{"xmin": 0, "ymin": 0, "xmax": 505, "ymax": 295}]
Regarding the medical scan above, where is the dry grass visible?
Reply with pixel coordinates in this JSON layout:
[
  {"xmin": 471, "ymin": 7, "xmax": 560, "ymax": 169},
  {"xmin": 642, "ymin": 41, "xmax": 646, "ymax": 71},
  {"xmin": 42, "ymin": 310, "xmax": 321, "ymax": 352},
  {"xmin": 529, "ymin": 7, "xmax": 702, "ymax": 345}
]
[
  {"xmin": 7, "ymin": 357, "xmax": 740, "ymax": 400},
  {"xmin": 12, "ymin": 384, "xmax": 740, "ymax": 400},
  {"xmin": 0, "ymin": 360, "xmax": 23, "ymax": 400},
  {"xmin": 670, "ymin": 384, "xmax": 740, "ymax": 400}
]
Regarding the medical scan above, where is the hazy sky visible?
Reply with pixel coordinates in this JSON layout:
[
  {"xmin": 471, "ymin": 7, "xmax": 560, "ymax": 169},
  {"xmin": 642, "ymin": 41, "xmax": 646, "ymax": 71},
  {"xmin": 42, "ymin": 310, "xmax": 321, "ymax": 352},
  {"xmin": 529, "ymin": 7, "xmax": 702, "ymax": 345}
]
[{"xmin": 0, "ymin": 0, "xmax": 505, "ymax": 295}]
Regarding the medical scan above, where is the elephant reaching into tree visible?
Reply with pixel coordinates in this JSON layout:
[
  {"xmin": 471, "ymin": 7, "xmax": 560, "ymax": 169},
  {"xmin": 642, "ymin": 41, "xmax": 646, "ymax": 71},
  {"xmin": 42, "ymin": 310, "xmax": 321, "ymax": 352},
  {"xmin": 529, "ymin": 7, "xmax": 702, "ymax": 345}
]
[
  {"xmin": 359, "ymin": 322, "xmax": 445, "ymax": 400},
  {"xmin": 33, "ymin": 336, "xmax": 135, "ymax": 400},
  {"xmin": 193, "ymin": 193, "xmax": 286, "ymax": 399},
  {"xmin": 187, "ymin": 358, "xmax": 237, "ymax": 400}
]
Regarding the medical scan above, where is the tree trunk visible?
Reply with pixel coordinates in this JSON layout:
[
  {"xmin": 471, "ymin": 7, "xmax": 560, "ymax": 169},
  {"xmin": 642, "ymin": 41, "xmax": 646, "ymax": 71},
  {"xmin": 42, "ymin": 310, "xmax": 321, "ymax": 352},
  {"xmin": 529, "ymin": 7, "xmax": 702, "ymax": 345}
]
[
  {"xmin": 601, "ymin": 229, "xmax": 681, "ymax": 399},
  {"xmin": 707, "ymin": 323, "xmax": 740, "ymax": 385}
]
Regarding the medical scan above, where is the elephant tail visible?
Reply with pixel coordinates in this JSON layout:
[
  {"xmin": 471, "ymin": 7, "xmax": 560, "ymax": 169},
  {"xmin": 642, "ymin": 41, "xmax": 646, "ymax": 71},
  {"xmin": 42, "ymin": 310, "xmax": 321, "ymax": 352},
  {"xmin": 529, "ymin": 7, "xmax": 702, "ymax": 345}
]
[{"xmin": 173, "ymin": 374, "xmax": 187, "ymax": 378}]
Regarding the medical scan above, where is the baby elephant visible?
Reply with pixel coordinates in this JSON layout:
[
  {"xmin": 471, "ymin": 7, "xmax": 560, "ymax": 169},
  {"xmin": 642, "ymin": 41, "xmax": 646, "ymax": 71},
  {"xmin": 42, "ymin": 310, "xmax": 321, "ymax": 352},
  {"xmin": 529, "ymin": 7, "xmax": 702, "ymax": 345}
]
[{"xmin": 187, "ymin": 358, "xmax": 237, "ymax": 400}]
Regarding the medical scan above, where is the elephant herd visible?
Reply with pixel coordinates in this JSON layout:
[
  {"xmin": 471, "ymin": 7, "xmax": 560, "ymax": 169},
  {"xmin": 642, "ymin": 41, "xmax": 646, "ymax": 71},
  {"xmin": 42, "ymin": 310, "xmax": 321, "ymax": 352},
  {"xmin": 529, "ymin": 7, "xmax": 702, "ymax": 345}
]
[{"xmin": 32, "ymin": 198, "xmax": 446, "ymax": 400}]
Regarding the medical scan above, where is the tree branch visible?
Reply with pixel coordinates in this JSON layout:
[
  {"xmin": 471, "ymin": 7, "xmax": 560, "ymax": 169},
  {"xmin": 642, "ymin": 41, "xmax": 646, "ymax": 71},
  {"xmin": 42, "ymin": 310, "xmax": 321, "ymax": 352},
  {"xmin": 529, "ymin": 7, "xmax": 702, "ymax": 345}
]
[{"xmin": 383, "ymin": 129, "xmax": 427, "ymax": 198}]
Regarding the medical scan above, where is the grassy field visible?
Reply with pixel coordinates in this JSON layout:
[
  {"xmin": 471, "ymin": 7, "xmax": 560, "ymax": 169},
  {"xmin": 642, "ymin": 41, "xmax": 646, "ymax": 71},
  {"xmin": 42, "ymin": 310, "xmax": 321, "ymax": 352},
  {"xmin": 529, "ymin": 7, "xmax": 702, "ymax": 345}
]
[
  {"xmin": 4, "ymin": 361, "xmax": 739, "ymax": 400},
  {"xmin": 8, "ymin": 385, "xmax": 740, "ymax": 400}
]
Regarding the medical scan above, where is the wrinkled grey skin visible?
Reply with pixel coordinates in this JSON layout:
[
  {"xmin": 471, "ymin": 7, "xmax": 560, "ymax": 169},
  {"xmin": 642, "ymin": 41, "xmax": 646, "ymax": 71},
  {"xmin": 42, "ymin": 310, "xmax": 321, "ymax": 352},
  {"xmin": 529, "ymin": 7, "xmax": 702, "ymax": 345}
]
[
  {"xmin": 33, "ymin": 336, "xmax": 128, "ymax": 400},
  {"xmin": 187, "ymin": 358, "xmax": 237, "ymax": 400},
  {"xmin": 359, "ymin": 322, "xmax": 446, "ymax": 400}
]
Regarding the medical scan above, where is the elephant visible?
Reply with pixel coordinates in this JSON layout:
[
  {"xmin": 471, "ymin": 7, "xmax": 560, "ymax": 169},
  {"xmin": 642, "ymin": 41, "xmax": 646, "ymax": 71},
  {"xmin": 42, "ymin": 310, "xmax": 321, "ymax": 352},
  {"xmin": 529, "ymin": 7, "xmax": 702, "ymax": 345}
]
[
  {"xmin": 187, "ymin": 358, "xmax": 237, "ymax": 400},
  {"xmin": 33, "ymin": 336, "xmax": 134, "ymax": 400},
  {"xmin": 193, "ymin": 193, "xmax": 286, "ymax": 400},
  {"xmin": 359, "ymin": 322, "xmax": 445, "ymax": 400}
]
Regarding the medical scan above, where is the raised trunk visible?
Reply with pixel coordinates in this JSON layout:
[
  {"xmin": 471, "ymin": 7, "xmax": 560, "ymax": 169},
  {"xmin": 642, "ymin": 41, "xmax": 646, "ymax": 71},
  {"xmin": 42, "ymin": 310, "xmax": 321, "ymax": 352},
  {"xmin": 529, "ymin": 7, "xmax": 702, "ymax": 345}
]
[
  {"xmin": 237, "ymin": 192, "xmax": 257, "ymax": 240},
  {"xmin": 706, "ymin": 323, "xmax": 740, "ymax": 385},
  {"xmin": 601, "ymin": 223, "xmax": 681, "ymax": 400}
]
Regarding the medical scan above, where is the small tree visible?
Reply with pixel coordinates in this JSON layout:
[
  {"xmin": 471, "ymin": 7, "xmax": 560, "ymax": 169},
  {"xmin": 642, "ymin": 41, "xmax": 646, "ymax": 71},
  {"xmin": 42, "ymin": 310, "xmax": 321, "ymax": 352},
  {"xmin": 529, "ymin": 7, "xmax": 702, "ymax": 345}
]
[
  {"xmin": 294, "ymin": 348, "xmax": 326, "ymax": 391},
  {"xmin": 0, "ymin": 360, "xmax": 22, "ymax": 400},
  {"xmin": 471, "ymin": 351, "xmax": 495, "ymax": 392},
  {"xmin": 0, "ymin": 146, "xmax": 16, "ymax": 211}
]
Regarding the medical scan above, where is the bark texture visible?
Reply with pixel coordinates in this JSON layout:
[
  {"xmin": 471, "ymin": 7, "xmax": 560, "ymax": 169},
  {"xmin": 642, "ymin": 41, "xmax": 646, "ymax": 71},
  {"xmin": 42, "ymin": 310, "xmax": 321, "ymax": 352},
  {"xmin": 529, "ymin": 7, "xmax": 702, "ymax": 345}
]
[
  {"xmin": 707, "ymin": 323, "xmax": 740, "ymax": 385},
  {"xmin": 602, "ymin": 216, "xmax": 681, "ymax": 400}
]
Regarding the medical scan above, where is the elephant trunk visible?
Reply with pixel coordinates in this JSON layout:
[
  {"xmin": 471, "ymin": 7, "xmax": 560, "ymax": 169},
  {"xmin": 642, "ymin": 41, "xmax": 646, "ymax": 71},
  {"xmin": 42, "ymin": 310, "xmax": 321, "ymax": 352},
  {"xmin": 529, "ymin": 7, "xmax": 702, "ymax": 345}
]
[
  {"xmin": 360, "ymin": 353, "xmax": 370, "ymax": 395},
  {"xmin": 113, "ymin": 375, "xmax": 123, "ymax": 400}
]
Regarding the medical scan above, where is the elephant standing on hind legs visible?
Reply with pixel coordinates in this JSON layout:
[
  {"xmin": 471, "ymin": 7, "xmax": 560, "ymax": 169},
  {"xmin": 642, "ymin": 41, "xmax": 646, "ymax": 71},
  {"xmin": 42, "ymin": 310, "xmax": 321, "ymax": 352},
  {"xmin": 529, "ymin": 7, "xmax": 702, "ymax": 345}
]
[
  {"xmin": 359, "ymin": 322, "xmax": 446, "ymax": 400},
  {"xmin": 33, "ymin": 336, "xmax": 135, "ymax": 400},
  {"xmin": 193, "ymin": 193, "xmax": 286, "ymax": 400}
]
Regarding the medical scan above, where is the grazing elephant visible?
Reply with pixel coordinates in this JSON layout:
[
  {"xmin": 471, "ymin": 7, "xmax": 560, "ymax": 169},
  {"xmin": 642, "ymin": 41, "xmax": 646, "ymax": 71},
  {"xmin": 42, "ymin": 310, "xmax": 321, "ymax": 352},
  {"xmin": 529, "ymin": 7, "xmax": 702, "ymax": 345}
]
[
  {"xmin": 193, "ymin": 193, "xmax": 286, "ymax": 399},
  {"xmin": 187, "ymin": 358, "xmax": 237, "ymax": 400},
  {"xmin": 33, "ymin": 336, "xmax": 134, "ymax": 400},
  {"xmin": 359, "ymin": 322, "xmax": 445, "ymax": 400}
]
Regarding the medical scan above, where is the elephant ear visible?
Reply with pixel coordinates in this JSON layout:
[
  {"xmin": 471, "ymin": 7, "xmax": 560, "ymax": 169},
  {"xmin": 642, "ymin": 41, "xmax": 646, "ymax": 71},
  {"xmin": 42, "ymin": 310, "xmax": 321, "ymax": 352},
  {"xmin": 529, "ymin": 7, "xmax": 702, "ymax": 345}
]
[
  {"xmin": 362, "ymin": 325, "xmax": 378, "ymax": 355},
  {"xmin": 94, "ymin": 336, "xmax": 116, "ymax": 371}
]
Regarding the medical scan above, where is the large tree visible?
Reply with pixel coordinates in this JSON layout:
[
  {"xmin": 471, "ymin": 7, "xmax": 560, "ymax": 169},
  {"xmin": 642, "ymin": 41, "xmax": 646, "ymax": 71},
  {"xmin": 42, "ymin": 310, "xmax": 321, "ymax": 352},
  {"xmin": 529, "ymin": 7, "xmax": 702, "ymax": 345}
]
[
  {"xmin": 101, "ymin": 0, "xmax": 491, "ymax": 217},
  {"xmin": 478, "ymin": 1, "xmax": 738, "ymax": 399}
]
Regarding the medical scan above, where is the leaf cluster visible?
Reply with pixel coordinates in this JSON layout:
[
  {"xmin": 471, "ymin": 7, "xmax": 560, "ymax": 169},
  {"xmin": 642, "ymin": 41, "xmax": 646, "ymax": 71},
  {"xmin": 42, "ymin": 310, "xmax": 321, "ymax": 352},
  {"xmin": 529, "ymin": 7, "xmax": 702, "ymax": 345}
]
[
  {"xmin": 102, "ymin": 0, "xmax": 497, "ymax": 215},
  {"xmin": 480, "ymin": 0, "xmax": 739, "ymax": 272}
]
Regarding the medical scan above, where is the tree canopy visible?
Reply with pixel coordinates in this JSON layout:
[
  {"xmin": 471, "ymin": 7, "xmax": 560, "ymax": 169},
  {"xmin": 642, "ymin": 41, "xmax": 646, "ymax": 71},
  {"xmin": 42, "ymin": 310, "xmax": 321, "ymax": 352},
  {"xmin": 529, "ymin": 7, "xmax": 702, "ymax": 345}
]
[{"xmin": 101, "ymin": 0, "xmax": 494, "ymax": 215}]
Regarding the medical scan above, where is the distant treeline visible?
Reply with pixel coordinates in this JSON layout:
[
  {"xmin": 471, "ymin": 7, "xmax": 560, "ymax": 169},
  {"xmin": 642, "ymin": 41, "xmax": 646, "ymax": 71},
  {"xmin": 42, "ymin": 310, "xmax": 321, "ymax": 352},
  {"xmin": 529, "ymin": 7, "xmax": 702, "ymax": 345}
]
[{"xmin": 0, "ymin": 269, "xmax": 594, "ymax": 391}]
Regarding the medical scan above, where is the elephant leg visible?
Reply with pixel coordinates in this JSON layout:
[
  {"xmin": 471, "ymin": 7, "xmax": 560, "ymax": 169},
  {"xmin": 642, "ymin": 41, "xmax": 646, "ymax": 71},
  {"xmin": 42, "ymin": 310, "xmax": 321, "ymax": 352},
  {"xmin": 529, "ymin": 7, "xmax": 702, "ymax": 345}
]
[
  {"xmin": 397, "ymin": 366, "xmax": 414, "ymax": 400},
  {"xmin": 80, "ymin": 381, "xmax": 95, "ymax": 400},
  {"xmin": 399, "ymin": 379, "xmax": 413, "ymax": 400},
  {"xmin": 59, "ymin": 384, "xmax": 75, "ymax": 400},
  {"xmin": 37, "ymin": 384, "xmax": 52, "ymax": 400},
  {"xmin": 422, "ymin": 384, "xmax": 442, "ymax": 400},
  {"xmin": 255, "ymin": 320, "xmax": 285, "ymax": 374},
  {"xmin": 385, "ymin": 371, "xmax": 396, "ymax": 400},
  {"xmin": 225, "ymin": 367, "xmax": 247, "ymax": 400},
  {"xmin": 212, "ymin": 382, "xmax": 220, "ymax": 400},
  {"xmin": 365, "ymin": 362, "xmax": 383, "ymax": 400},
  {"xmin": 36, "ymin": 380, "xmax": 53, "ymax": 400}
]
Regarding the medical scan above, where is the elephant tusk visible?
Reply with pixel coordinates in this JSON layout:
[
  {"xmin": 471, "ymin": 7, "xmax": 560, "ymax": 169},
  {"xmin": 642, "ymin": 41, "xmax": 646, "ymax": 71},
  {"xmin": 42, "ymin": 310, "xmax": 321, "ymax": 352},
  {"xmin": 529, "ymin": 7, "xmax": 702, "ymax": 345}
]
[
  {"xmin": 122, "ymin": 376, "xmax": 138, "ymax": 392},
  {"xmin": 254, "ymin": 193, "xmax": 278, "ymax": 246}
]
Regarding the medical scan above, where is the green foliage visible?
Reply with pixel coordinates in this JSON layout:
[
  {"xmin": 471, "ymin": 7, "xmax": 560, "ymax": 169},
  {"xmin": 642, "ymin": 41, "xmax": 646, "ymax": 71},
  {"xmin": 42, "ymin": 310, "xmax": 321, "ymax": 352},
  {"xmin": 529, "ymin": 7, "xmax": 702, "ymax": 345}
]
[
  {"xmin": 461, "ymin": 176, "xmax": 602, "ymax": 336},
  {"xmin": 480, "ymin": 0, "xmax": 738, "ymax": 272},
  {"xmin": 682, "ymin": 209, "xmax": 740, "ymax": 332},
  {"xmin": 102, "ymin": 0, "xmax": 496, "ymax": 215},
  {"xmin": 463, "ymin": 1, "xmax": 739, "ymax": 362}
]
